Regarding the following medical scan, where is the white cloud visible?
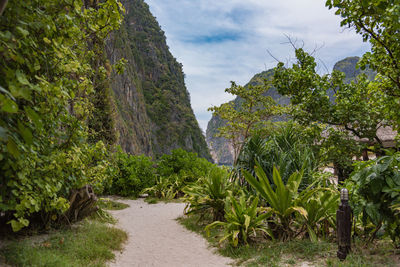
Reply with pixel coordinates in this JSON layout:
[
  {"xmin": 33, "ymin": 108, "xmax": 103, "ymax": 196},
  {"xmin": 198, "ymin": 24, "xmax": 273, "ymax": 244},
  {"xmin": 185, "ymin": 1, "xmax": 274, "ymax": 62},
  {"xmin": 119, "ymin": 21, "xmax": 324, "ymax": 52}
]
[{"xmin": 144, "ymin": 0, "xmax": 370, "ymax": 131}]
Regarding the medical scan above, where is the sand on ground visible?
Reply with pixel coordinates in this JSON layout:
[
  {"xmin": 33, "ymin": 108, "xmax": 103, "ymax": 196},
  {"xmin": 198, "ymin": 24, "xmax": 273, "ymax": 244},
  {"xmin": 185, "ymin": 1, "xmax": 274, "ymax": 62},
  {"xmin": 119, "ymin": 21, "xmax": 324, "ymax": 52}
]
[{"xmin": 108, "ymin": 199, "xmax": 232, "ymax": 267}]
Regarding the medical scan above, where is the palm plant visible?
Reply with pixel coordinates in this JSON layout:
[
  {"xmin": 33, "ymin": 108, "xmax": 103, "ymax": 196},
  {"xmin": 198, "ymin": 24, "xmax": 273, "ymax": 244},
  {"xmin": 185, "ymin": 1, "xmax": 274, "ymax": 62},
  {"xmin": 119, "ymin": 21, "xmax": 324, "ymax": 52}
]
[
  {"xmin": 183, "ymin": 167, "xmax": 231, "ymax": 221},
  {"xmin": 236, "ymin": 123, "xmax": 320, "ymax": 190},
  {"xmin": 143, "ymin": 174, "xmax": 181, "ymax": 200},
  {"xmin": 205, "ymin": 194, "xmax": 273, "ymax": 246}
]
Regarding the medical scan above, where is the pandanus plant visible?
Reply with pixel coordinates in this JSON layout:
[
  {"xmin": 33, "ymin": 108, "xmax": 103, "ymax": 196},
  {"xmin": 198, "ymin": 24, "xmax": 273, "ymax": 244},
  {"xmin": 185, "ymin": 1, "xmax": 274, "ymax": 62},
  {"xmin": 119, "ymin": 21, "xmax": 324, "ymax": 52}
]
[
  {"xmin": 242, "ymin": 164, "xmax": 307, "ymax": 240},
  {"xmin": 183, "ymin": 166, "xmax": 231, "ymax": 221},
  {"xmin": 205, "ymin": 194, "xmax": 273, "ymax": 246},
  {"xmin": 243, "ymin": 162, "xmax": 339, "ymax": 241}
]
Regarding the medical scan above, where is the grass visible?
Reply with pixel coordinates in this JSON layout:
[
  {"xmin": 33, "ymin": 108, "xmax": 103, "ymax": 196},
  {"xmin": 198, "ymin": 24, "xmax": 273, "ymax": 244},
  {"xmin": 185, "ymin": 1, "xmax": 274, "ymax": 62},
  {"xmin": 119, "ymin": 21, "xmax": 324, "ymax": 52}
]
[
  {"xmin": 144, "ymin": 197, "xmax": 183, "ymax": 204},
  {"xmin": 0, "ymin": 220, "xmax": 127, "ymax": 267},
  {"xmin": 97, "ymin": 198, "xmax": 130, "ymax": 210},
  {"xmin": 0, "ymin": 201, "xmax": 130, "ymax": 267},
  {"xmin": 178, "ymin": 213, "xmax": 400, "ymax": 267}
]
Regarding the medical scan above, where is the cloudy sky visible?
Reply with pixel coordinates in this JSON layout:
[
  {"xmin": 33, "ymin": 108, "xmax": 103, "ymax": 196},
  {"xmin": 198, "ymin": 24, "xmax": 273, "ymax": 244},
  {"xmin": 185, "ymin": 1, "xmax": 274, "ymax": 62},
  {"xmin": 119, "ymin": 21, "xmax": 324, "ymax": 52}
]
[{"xmin": 144, "ymin": 0, "xmax": 370, "ymax": 132}]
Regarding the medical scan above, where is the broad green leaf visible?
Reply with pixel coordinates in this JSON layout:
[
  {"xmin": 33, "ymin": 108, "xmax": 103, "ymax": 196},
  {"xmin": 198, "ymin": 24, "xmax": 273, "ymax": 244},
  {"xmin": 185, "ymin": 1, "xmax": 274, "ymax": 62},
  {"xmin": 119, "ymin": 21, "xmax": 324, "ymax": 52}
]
[
  {"xmin": 244, "ymin": 214, "xmax": 251, "ymax": 231},
  {"xmin": 16, "ymin": 26, "xmax": 29, "ymax": 37},
  {"xmin": 2, "ymin": 98, "xmax": 18, "ymax": 113},
  {"xmin": 16, "ymin": 70, "xmax": 30, "ymax": 85},
  {"xmin": 307, "ymin": 225, "xmax": 318, "ymax": 242},
  {"xmin": 0, "ymin": 85, "xmax": 16, "ymax": 101},
  {"xmin": 18, "ymin": 121, "xmax": 33, "ymax": 145},
  {"xmin": 24, "ymin": 107, "xmax": 43, "ymax": 130},
  {"xmin": 7, "ymin": 139, "xmax": 20, "ymax": 158}
]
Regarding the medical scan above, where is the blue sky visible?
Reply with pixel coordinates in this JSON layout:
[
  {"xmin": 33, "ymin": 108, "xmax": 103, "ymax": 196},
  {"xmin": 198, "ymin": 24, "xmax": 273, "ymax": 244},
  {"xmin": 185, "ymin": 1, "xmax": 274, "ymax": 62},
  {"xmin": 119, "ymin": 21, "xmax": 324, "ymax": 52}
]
[{"xmin": 144, "ymin": 0, "xmax": 370, "ymax": 132}]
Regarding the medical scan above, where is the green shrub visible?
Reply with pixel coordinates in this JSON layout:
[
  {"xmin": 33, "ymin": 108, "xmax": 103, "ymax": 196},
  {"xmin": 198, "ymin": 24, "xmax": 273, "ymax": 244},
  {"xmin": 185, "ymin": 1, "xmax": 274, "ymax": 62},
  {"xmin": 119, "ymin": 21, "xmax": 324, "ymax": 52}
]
[
  {"xmin": 236, "ymin": 123, "xmax": 320, "ymax": 190},
  {"xmin": 242, "ymin": 162, "xmax": 338, "ymax": 241},
  {"xmin": 205, "ymin": 194, "xmax": 273, "ymax": 246},
  {"xmin": 347, "ymin": 153, "xmax": 400, "ymax": 245},
  {"xmin": 107, "ymin": 150, "xmax": 156, "ymax": 197},
  {"xmin": 157, "ymin": 148, "xmax": 213, "ymax": 184},
  {"xmin": 145, "ymin": 149, "xmax": 214, "ymax": 198},
  {"xmin": 0, "ymin": 0, "xmax": 123, "ymax": 232},
  {"xmin": 183, "ymin": 166, "xmax": 231, "ymax": 221},
  {"xmin": 144, "ymin": 174, "xmax": 182, "ymax": 200}
]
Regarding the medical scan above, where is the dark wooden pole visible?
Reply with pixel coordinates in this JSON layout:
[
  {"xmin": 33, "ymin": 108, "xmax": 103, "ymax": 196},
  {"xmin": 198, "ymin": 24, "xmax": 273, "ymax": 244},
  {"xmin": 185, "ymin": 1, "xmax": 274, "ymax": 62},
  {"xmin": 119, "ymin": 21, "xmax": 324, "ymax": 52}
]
[{"xmin": 337, "ymin": 188, "xmax": 352, "ymax": 260}]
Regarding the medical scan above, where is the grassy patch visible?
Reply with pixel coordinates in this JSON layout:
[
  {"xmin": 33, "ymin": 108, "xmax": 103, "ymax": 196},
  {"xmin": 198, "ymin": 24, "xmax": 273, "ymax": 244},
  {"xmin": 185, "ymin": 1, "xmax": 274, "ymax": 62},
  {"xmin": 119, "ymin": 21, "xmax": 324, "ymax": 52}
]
[
  {"xmin": 144, "ymin": 197, "xmax": 183, "ymax": 204},
  {"xmin": 0, "ymin": 220, "xmax": 127, "ymax": 267},
  {"xmin": 98, "ymin": 198, "xmax": 129, "ymax": 210},
  {"xmin": 178, "ymin": 214, "xmax": 400, "ymax": 266},
  {"xmin": 144, "ymin": 197, "xmax": 159, "ymax": 204}
]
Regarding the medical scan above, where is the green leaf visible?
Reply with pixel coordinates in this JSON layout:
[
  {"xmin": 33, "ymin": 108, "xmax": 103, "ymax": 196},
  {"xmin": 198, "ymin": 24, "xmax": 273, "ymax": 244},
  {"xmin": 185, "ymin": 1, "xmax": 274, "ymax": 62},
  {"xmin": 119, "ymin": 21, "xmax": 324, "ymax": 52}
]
[
  {"xmin": 2, "ymin": 98, "xmax": 18, "ymax": 113},
  {"xmin": 9, "ymin": 218, "xmax": 29, "ymax": 232},
  {"xmin": 18, "ymin": 121, "xmax": 33, "ymax": 145},
  {"xmin": 7, "ymin": 139, "xmax": 20, "ymax": 158},
  {"xmin": 307, "ymin": 225, "xmax": 318, "ymax": 242},
  {"xmin": 24, "ymin": 107, "xmax": 43, "ymax": 130},
  {"xmin": 16, "ymin": 26, "xmax": 29, "ymax": 37},
  {"xmin": 0, "ymin": 85, "xmax": 16, "ymax": 101},
  {"xmin": 0, "ymin": 126, "xmax": 7, "ymax": 141},
  {"xmin": 16, "ymin": 70, "xmax": 30, "ymax": 85}
]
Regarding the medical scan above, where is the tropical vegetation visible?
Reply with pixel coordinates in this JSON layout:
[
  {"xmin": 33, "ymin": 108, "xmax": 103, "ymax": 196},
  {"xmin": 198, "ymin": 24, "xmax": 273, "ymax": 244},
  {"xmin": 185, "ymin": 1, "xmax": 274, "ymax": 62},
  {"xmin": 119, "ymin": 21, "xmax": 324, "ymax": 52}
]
[{"xmin": 1, "ymin": 0, "xmax": 400, "ymax": 266}]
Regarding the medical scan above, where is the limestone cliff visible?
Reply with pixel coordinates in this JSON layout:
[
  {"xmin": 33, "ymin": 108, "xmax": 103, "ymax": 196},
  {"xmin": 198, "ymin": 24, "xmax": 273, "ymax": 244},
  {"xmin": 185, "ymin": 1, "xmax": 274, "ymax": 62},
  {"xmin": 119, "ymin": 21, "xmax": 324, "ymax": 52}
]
[{"xmin": 107, "ymin": 0, "xmax": 211, "ymax": 160}]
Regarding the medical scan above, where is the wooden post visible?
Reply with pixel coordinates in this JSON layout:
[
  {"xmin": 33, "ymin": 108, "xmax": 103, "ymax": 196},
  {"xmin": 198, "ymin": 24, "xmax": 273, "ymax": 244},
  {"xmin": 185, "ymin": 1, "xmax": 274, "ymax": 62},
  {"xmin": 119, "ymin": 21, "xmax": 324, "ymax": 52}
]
[{"xmin": 337, "ymin": 188, "xmax": 351, "ymax": 260}]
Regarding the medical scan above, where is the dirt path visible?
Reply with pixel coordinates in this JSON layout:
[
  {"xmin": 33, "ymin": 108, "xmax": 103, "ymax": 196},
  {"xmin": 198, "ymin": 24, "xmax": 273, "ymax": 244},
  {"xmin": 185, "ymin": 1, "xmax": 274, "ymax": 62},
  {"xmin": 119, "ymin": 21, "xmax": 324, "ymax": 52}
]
[{"xmin": 108, "ymin": 199, "xmax": 232, "ymax": 267}]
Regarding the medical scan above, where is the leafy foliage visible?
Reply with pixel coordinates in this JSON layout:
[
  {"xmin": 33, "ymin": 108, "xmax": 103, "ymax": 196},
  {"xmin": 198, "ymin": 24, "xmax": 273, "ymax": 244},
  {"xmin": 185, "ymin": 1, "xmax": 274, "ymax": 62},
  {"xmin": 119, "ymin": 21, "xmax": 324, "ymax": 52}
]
[
  {"xmin": 208, "ymin": 81, "xmax": 279, "ymax": 164},
  {"xmin": 299, "ymin": 188, "xmax": 339, "ymax": 242},
  {"xmin": 274, "ymin": 48, "xmax": 389, "ymax": 155},
  {"xmin": 183, "ymin": 166, "xmax": 232, "ymax": 221},
  {"xmin": 106, "ymin": 149, "xmax": 156, "ymax": 197},
  {"xmin": 347, "ymin": 153, "xmax": 400, "ymax": 245},
  {"xmin": 0, "ymin": 0, "xmax": 123, "ymax": 231},
  {"xmin": 243, "ymin": 164, "xmax": 308, "ymax": 240},
  {"xmin": 326, "ymin": 0, "xmax": 400, "ymax": 103},
  {"xmin": 205, "ymin": 194, "xmax": 273, "ymax": 247},
  {"xmin": 236, "ymin": 122, "xmax": 320, "ymax": 189},
  {"xmin": 156, "ymin": 148, "xmax": 214, "ymax": 192}
]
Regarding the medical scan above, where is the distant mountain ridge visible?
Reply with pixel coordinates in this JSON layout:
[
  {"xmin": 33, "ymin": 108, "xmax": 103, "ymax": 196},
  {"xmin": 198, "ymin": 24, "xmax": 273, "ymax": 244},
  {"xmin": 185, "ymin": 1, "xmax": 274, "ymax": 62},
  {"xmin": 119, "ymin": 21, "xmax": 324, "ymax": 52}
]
[{"xmin": 206, "ymin": 56, "xmax": 374, "ymax": 165}]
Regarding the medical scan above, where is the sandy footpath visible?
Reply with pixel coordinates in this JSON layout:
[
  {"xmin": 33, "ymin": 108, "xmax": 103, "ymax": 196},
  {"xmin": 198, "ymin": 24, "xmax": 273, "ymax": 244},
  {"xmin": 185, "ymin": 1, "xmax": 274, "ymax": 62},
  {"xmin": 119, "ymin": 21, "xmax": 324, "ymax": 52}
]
[{"xmin": 108, "ymin": 199, "xmax": 231, "ymax": 267}]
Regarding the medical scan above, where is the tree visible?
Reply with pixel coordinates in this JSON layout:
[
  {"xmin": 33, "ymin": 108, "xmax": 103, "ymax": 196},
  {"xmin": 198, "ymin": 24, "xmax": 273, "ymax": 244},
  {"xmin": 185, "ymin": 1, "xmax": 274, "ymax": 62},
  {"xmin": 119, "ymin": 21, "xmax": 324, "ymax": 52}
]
[
  {"xmin": 0, "ymin": 0, "xmax": 124, "ymax": 231},
  {"xmin": 208, "ymin": 81, "xmax": 278, "ymax": 165},
  {"xmin": 325, "ymin": 0, "xmax": 400, "ymax": 126},
  {"xmin": 273, "ymin": 48, "xmax": 391, "ymax": 182}
]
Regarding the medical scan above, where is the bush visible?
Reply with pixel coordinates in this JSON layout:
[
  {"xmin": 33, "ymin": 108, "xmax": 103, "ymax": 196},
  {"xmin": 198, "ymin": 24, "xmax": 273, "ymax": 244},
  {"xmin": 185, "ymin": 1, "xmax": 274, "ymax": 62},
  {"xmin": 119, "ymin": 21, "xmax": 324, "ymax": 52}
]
[
  {"xmin": 183, "ymin": 166, "xmax": 232, "ymax": 221},
  {"xmin": 236, "ymin": 122, "xmax": 320, "ymax": 190},
  {"xmin": 106, "ymin": 150, "xmax": 156, "ymax": 197},
  {"xmin": 157, "ymin": 148, "xmax": 213, "ymax": 184},
  {"xmin": 0, "ymin": 0, "xmax": 123, "ymax": 232},
  {"xmin": 205, "ymin": 194, "xmax": 273, "ymax": 246},
  {"xmin": 347, "ymin": 153, "xmax": 400, "ymax": 245},
  {"xmin": 148, "ymin": 149, "xmax": 214, "ymax": 198}
]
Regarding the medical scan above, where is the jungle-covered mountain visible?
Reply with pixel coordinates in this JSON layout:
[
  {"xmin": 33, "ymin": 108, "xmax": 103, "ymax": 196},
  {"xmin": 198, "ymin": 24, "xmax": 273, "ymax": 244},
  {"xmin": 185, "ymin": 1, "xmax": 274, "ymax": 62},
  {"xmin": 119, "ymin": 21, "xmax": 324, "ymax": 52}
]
[
  {"xmin": 206, "ymin": 57, "xmax": 374, "ymax": 165},
  {"xmin": 106, "ymin": 0, "xmax": 211, "ymax": 159}
]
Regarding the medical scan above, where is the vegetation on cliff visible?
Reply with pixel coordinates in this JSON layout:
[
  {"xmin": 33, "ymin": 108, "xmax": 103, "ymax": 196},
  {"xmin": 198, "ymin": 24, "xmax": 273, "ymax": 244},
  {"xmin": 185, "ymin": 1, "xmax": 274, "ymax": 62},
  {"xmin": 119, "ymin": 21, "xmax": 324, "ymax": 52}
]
[{"xmin": 108, "ymin": 0, "xmax": 211, "ymax": 159}]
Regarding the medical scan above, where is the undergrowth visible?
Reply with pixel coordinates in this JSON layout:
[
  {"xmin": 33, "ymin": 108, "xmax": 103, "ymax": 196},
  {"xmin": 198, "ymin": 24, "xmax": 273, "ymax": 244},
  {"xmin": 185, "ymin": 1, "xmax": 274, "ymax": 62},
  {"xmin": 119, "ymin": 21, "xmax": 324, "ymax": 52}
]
[
  {"xmin": 0, "ymin": 219, "xmax": 127, "ymax": 267},
  {"xmin": 178, "ymin": 213, "xmax": 400, "ymax": 267}
]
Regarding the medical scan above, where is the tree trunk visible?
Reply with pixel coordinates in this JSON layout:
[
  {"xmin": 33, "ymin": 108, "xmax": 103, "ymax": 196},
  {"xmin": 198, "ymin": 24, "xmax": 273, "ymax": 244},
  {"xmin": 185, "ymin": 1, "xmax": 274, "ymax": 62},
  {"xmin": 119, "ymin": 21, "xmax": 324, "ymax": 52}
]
[{"xmin": 64, "ymin": 185, "xmax": 98, "ymax": 223}]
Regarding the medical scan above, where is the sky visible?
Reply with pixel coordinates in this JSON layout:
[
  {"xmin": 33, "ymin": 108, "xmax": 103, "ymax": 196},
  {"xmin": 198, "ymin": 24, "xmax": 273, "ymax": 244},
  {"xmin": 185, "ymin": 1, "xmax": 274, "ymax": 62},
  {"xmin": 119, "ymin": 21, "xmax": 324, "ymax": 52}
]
[{"xmin": 144, "ymin": 0, "xmax": 370, "ymax": 132}]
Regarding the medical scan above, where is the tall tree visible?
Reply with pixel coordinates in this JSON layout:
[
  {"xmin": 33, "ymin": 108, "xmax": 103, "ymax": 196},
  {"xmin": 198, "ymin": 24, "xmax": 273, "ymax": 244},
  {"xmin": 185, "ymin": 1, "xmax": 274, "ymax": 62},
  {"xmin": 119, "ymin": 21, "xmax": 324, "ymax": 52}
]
[
  {"xmin": 208, "ymin": 82, "xmax": 278, "ymax": 165},
  {"xmin": 326, "ymin": 0, "xmax": 400, "ymax": 126},
  {"xmin": 273, "ymin": 48, "xmax": 391, "ymax": 182}
]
